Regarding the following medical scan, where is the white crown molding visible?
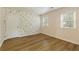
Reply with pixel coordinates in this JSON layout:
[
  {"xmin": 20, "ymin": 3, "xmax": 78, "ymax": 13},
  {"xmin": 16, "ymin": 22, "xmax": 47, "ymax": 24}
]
[
  {"xmin": 40, "ymin": 7, "xmax": 62, "ymax": 15},
  {"xmin": 29, "ymin": 7, "xmax": 61, "ymax": 15}
]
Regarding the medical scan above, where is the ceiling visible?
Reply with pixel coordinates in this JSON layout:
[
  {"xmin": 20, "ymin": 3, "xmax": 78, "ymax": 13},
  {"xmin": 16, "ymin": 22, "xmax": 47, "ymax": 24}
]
[
  {"xmin": 30, "ymin": 7, "xmax": 61, "ymax": 15},
  {"xmin": 2, "ymin": 7, "xmax": 61, "ymax": 15}
]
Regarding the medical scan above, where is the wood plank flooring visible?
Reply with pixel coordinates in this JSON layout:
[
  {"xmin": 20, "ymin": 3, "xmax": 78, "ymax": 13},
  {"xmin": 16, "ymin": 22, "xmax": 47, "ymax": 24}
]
[{"xmin": 0, "ymin": 33, "xmax": 79, "ymax": 51}]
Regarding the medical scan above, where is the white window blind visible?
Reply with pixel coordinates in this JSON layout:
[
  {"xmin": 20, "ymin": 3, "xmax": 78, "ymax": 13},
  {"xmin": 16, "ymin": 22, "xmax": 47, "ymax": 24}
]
[
  {"xmin": 60, "ymin": 11, "xmax": 76, "ymax": 29},
  {"xmin": 42, "ymin": 16, "xmax": 48, "ymax": 27}
]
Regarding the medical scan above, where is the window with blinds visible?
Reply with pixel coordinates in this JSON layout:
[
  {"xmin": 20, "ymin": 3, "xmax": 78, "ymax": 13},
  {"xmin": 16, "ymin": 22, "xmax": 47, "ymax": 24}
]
[{"xmin": 60, "ymin": 11, "xmax": 76, "ymax": 29}]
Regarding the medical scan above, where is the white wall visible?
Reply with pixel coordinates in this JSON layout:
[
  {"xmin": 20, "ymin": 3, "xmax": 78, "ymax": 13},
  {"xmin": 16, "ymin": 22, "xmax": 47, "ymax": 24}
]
[
  {"xmin": 0, "ymin": 8, "xmax": 2, "ymax": 47},
  {"xmin": 41, "ymin": 7, "xmax": 79, "ymax": 45},
  {"xmin": 0, "ymin": 8, "xmax": 5, "ymax": 47},
  {"xmin": 0, "ymin": 7, "xmax": 41, "ymax": 47},
  {"xmin": 3, "ymin": 8, "xmax": 40, "ymax": 39}
]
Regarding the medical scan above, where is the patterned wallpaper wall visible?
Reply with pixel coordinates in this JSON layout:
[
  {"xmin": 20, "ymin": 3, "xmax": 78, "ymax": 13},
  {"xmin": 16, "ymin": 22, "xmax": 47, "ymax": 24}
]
[
  {"xmin": 0, "ymin": 8, "xmax": 7, "ymax": 46},
  {"xmin": 3, "ymin": 7, "xmax": 40, "ymax": 39}
]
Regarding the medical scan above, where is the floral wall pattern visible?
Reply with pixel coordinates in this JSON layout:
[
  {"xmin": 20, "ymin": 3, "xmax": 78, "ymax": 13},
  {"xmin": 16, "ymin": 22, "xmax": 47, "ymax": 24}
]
[
  {"xmin": 0, "ymin": 8, "xmax": 6, "ymax": 46},
  {"xmin": 2, "ymin": 7, "xmax": 40, "ymax": 39}
]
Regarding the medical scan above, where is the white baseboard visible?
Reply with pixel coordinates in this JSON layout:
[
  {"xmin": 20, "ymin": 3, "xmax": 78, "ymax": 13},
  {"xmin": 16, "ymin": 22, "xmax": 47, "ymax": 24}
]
[
  {"xmin": 5, "ymin": 32, "xmax": 40, "ymax": 40},
  {"xmin": 0, "ymin": 39, "xmax": 4, "ymax": 47},
  {"xmin": 42, "ymin": 33, "xmax": 79, "ymax": 45},
  {"xmin": 0, "ymin": 32, "xmax": 40, "ymax": 47}
]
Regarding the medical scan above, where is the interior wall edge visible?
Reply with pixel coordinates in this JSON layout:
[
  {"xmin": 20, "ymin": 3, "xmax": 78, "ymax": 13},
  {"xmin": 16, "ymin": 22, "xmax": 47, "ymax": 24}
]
[
  {"xmin": 4, "ymin": 32, "xmax": 40, "ymax": 40},
  {"xmin": 41, "ymin": 32, "xmax": 79, "ymax": 45},
  {"xmin": 0, "ymin": 32, "xmax": 40, "ymax": 47},
  {"xmin": 0, "ymin": 39, "xmax": 4, "ymax": 47}
]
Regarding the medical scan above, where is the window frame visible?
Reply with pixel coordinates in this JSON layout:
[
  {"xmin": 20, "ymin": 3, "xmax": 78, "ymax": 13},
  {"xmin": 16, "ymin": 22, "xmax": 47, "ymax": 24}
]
[{"xmin": 60, "ymin": 11, "xmax": 76, "ymax": 29}]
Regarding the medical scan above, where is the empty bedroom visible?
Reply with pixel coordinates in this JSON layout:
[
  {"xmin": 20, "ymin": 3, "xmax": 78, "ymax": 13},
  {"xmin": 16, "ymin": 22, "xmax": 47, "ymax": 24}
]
[{"xmin": 0, "ymin": 7, "xmax": 79, "ymax": 51}]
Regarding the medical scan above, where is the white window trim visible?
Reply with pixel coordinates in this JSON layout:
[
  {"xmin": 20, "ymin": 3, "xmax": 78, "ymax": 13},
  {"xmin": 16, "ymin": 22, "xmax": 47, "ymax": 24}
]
[
  {"xmin": 42, "ymin": 16, "xmax": 48, "ymax": 27},
  {"xmin": 60, "ymin": 11, "xmax": 76, "ymax": 29}
]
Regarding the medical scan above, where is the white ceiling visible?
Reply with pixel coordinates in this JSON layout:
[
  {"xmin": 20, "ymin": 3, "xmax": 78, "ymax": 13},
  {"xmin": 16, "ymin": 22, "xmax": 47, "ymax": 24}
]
[
  {"xmin": 3, "ymin": 7, "xmax": 60, "ymax": 15},
  {"xmin": 30, "ymin": 7, "xmax": 61, "ymax": 15}
]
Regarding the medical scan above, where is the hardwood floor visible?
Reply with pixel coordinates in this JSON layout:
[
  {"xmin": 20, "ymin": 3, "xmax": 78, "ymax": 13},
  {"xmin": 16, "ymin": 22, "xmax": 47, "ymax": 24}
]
[{"xmin": 0, "ymin": 33, "xmax": 79, "ymax": 51}]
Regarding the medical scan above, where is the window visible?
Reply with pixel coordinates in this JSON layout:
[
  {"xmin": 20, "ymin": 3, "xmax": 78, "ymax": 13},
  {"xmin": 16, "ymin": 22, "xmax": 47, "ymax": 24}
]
[
  {"xmin": 42, "ymin": 16, "xmax": 48, "ymax": 27},
  {"xmin": 60, "ymin": 11, "xmax": 76, "ymax": 29}
]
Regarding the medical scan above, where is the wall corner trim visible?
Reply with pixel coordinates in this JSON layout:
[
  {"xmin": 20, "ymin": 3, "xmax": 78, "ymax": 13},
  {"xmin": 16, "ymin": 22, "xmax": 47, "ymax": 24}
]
[{"xmin": 0, "ymin": 39, "xmax": 4, "ymax": 47}]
